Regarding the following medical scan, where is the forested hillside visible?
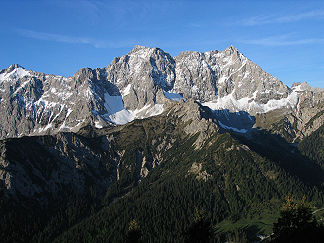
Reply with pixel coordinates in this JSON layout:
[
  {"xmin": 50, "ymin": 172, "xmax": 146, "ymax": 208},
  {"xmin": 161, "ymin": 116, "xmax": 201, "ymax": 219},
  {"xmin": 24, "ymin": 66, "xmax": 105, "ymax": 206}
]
[
  {"xmin": 299, "ymin": 124, "xmax": 324, "ymax": 168},
  {"xmin": 1, "ymin": 112, "xmax": 323, "ymax": 242}
]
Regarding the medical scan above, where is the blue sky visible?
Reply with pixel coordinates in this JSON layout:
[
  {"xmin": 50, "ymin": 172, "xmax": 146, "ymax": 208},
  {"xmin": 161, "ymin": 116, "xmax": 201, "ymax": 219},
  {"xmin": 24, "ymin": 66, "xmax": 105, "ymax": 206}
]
[{"xmin": 1, "ymin": 0, "xmax": 324, "ymax": 88}]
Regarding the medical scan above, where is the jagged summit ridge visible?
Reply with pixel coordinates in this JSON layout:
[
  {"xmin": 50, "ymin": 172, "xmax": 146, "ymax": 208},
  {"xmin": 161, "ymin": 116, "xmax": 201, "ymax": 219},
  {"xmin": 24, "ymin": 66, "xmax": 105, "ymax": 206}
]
[{"xmin": 0, "ymin": 45, "xmax": 323, "ymax": 139}]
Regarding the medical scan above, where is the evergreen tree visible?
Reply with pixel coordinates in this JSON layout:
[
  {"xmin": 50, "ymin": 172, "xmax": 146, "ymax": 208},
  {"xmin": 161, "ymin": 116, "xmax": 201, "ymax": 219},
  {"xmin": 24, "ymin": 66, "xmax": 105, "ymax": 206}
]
[
  {"xmin": 126, "ymin": 219, "xmax": 142, "ymax": 243},
  {"xmin": 271, "ymin": 196, "xmax": 324, "ymax": 243},
  {"xmin": 184, "ymin": 207, "xmax": 212, "ymax": 243}
]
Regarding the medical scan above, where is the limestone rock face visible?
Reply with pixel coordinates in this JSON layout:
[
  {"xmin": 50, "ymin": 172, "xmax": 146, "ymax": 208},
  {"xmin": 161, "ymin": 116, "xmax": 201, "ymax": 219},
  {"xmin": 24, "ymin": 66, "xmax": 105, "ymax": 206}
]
[
  {"xmin": 105, "ymin": 45, "xmax": 176, "ymax": 110},
  {"xmin": 174, "ymin": 51, "xmax": 219, "ymax": 101},
  {"xmin": 0, "ymin": 133, "xmax": 116, "ymax": 200},
  {"xmin": 173, "ymin": 46, "xmax": 290, "ymax": 104},
  {"xmin": 294, "ymin": 84, "xmax": 324, "ymax": 136},
  {"xmin": 0, "ymin": 65, "xmax": 112, "ymax": 138},
  {"xmin": 166, "ymin": 99, "xmax": 219, "ymax": 148},
  {"xmin": 0, "ymin": 46, "xmax": 323, "ymax": 140},
  {"xmin": 255, "ymin": 82, "xmax": 324, "ymax": 141}
]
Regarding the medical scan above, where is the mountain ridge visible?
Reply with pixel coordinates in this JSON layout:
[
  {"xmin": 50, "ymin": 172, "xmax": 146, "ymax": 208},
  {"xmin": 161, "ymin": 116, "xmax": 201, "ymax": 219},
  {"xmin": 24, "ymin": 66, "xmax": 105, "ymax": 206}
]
[
  {"xmin": 1, "ymin": 111, "xmax": 323, "ymax": 242},
  {"xmin": 0, "ymin": 45, "xmax": 323, "ymax": 141},
  {"xmin": 0, "ymin": 45, "xmax": 324, "ymax": 242}
]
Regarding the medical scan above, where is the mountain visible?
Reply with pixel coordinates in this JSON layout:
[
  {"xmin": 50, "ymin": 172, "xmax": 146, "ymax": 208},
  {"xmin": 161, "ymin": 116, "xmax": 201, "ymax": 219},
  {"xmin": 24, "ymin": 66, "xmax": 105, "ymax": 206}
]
[
  {"xmin": 0, "ymin": 45, "xmax": 324, "ymax": 242},
  {"xmin": 0, "ymin": 100, "xmax": 217, "ymax": 200},
  {"xmin": 1, "ymin": 45, "xmax": 323, "ymax": 141},
  {"xmin": 1, "ymin": 105, "xmax": 323, "ymax": 242}
]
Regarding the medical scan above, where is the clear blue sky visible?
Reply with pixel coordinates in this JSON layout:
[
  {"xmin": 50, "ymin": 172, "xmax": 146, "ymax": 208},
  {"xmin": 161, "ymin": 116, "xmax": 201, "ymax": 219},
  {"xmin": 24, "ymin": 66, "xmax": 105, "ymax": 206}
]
[{"xmin": 1, "ymin": 0, "xmax": 324, "ymax": 88}]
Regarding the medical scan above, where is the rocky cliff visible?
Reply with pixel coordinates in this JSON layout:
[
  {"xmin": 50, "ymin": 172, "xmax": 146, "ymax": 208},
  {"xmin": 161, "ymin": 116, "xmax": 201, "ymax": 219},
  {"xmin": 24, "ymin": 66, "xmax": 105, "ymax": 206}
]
[{"xmin": 0, "ymin": 46, "xmax": 323, "ymax": 140}]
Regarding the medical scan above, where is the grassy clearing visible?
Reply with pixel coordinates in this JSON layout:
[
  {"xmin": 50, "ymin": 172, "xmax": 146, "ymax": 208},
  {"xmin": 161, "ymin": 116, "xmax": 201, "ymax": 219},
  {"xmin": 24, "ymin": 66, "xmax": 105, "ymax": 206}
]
[{"xmin": 214, "ymin": 210, "xmax": 280, "ymax": 240}]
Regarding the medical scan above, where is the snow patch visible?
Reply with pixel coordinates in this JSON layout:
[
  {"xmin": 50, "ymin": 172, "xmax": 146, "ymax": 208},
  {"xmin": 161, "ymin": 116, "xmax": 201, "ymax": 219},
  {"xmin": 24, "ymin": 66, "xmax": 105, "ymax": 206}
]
[
  {"xmin": 218, "ymin": 76, "xmax": 227, "ymax": 84},
  {"xmin": 292, "ymin": 83, "xmax": 311, "ymax": 92},
  {"xmin": 38, "ymin": 123, "xmax": 53, "ymax": 133},
  {"xmin": 94, "ymin": 121, "xmax": 103, "ymax": 129},
  {"xmin": 106, "ymin": 109, "xmax": 134, "ymax": 125},
  {"xmin": 122, "ymin": 84, "xmax": 132, "ymax": 96},
  {"xmin": 0, "ymin": 67, "xmax": 29, "ymax": 82},
  {"xmin": 103, "ymin": 92, "xmax": 164, "ymax": 125},
  {"xmin": 292, "ymin": 85, "xmax": 302, "ymax": 91},
  {"xmin": 12, "ymin": 80, "xmax": 31, "ymax": 96},
  {"xmin": 218, "ymin": 121, "xmax": 247, "ymax": 133},
  {"xmin": 35, "ymin": 99, "xmax": 60, "ymax": 108},
  {"xmin": 104, "ymin": 104, "xmax": 164, "ymax": 125},
  {"xmin": 203, "ymin": 90, "xmax": 298, "ymax": 114},
  {"xmin": 66, "ymin": 108, "xmax": 73, "ymax": 117},
  {"xmin": 163, "ymin": 90, "xmax": 183, "ymax": 101}
]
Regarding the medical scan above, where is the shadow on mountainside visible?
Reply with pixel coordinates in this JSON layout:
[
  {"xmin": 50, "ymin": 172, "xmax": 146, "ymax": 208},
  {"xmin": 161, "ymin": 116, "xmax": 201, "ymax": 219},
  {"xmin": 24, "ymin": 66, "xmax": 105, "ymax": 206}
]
[
  {"xmin": 232, "ymin": 128, "xmax": 324, "ymax": 187},
  {"xmin": 207, "ymin": 107, "xmax": 324, "ymax": 187},
  {"xmin": 212, "ymin": 109, "xmax": 256, "ymax": 132}
]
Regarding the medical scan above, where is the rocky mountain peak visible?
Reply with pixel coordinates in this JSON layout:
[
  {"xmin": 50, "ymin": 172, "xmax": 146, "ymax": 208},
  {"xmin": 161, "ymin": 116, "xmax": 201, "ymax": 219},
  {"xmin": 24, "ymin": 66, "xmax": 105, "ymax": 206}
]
[
  {"xmin": 7, "ymin": 64, "xmax": 25, "ymax": 72},
  {"xmin": 0, "ymin": 64, "xmax": 30, "ymax": 83},
  {"xmin": 0, "ymin": 46, "xmax": 322, "ymax": 140},
  {"xmin": 127, "ymin": 45, "xmax": 174, "ymax": 63},
  {"xmin": 72, "ymin": 67, "xmax": 94, "ymax": 81},
  {"xmin": 1, "ymin": 64, "xmax": 25, "ymax": 74},
  {"xmin": 292, "ymin": 81, "xmax": 312, "ymax": 91},
  {"xmin": 223, "ymin": 45, "xmax": 239, "ymax": 53},
  {"xmin": 129, "ymin": 44, "xmax": 150, "ymax": 53}
]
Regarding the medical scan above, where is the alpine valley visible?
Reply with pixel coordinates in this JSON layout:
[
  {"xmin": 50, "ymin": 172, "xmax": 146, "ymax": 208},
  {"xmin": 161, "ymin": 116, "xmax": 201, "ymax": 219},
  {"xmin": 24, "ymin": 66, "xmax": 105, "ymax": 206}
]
[{"xmin": 0, "ymin": 45, "xmax": 323, "ymax": 242}]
